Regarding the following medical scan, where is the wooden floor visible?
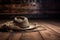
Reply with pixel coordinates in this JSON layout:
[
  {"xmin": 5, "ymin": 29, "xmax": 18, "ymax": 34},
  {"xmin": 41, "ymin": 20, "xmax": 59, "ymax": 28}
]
[{"xmin": 0, "ymin": 20, "xmax": 60, "ymax": 40}]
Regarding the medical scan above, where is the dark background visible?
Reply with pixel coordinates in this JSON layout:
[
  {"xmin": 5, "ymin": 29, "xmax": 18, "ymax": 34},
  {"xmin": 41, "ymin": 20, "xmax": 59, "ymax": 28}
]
[{"xmin": 0, "ymin": 0, "xmax": 60, "ymax": 20}]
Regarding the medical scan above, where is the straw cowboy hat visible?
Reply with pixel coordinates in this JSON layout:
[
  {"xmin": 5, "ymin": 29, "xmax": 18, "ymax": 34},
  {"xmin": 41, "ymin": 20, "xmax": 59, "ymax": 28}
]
[{"xmin": 0, "ymin": 16, "xmax": 37, "ymax": 32}]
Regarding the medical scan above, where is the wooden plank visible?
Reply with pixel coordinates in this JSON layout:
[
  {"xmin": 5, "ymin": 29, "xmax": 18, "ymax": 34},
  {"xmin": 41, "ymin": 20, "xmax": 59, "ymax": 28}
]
[
  {"xmin": 40, "ymin": 24, "xmax": 60, "ymax": 40},
  {"xmin": 0, "ymin": 32, "xmax": 10, "ymax": 40},
  {"xmin": 8, "ymin": 32, "xmax": 22, "ymax": 40},
  {"xmin": 20, "ymin": 32, "xmax": 43, "ymax": 40},
  {"xmin": 40, "ymin": 31, "xmax": 60, "ymax": 40},
  {"xmin": 43, "ymin": 22, "xmax": 60, "ymax": 33}
]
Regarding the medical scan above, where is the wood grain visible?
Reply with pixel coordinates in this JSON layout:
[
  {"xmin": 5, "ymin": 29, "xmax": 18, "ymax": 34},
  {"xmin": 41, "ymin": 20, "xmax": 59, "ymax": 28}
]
[{"xmin": 0, "ymin": 20, "xmax": 60, "ymax": 40}]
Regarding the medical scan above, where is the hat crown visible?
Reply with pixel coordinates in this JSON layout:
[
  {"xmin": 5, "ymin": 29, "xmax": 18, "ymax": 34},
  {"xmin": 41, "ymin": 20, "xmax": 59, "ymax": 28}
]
[{"xmin": 14, "ymin": 16, "xmax": 29, "ymax": 28}]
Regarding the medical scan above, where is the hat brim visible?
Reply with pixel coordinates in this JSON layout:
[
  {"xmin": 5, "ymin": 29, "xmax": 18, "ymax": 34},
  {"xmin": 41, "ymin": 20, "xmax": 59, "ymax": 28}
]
[
  {"xmin": 19, "ymin": 24, "xmax": 37, "ymax": 30},
  {"xmin": 13, "ymin": 24, "xmax": 46, "ymax": 32}
]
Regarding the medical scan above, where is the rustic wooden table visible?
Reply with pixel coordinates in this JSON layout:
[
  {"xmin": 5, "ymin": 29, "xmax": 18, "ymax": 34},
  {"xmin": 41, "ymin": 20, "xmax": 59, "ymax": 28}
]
[{"xmin": 0, "ymin": 20, "xmax": 60, "ymax": 40}]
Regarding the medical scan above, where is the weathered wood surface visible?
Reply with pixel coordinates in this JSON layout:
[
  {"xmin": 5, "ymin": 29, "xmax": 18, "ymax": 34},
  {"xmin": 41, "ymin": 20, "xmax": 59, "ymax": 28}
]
[{"xmin": 0, "ymin": 20, "xmax": 60, "ymax": 40}]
